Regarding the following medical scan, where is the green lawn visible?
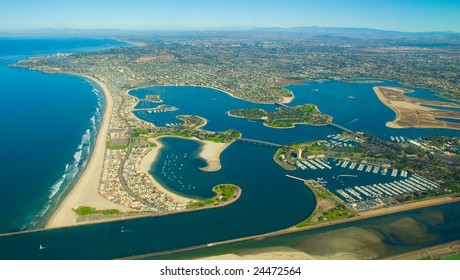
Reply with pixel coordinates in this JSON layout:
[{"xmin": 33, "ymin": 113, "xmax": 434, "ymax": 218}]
[
  {"xmin": 441, "ymin": 253, "xmax": 460, "ymax": 260},
  {"xmin": 74, "ymin": 206, "xmax": 121, "ymax": 216},
  {"xmin": 187, "ymin": 184, "xmax": 240, "ymax": 209}
]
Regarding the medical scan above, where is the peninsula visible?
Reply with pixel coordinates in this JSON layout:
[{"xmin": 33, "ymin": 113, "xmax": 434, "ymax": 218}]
[{"xmin": 373, "ymin": 86, "xmax": 460, "ymax": 130}]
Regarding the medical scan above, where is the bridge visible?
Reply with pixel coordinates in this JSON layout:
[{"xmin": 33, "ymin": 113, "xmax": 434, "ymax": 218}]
[
  {"xmin": 274, "ymin": 102, "xmax": 289, "ymax": 108},
  {"xmin": 329, "ymin": 122, "xmax": 353, "ymax": 133},
  {"xmin": 236, "ymin": 138, "xmax": 282, "ymax": 148},
  {"xmin": 132, "ymin": 108, "xmax": 158, "ymax": 112}
]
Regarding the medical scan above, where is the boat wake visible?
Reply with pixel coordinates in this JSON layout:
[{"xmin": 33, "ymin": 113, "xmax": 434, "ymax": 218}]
[{"xmin": 347, "ymin": 118, "xmax": 359, "ymax": 125}]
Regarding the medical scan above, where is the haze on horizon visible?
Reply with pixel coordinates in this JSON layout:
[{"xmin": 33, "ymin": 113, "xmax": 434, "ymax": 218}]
[{"xmin": 1, "ymin": 0, "xmax": 459, "ymax": 33}]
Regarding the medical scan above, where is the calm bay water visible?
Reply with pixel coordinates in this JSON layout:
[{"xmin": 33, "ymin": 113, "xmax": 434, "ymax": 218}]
[
  {"xmin": 0, "ymin": 38, "xmax": 128, "ymax": 232},
  {"xmin": 0, "ymin": 38, "xmax": 459, "ymax": 259},
  {"xmin": 149, "ymin": 201, "xmax": 460, "ymax": 260}
]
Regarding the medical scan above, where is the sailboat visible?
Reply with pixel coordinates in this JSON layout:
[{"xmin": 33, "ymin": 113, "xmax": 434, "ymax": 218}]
[{"xmin": 39, "ymin": 244, "xmax": 45, "ymax": 250}]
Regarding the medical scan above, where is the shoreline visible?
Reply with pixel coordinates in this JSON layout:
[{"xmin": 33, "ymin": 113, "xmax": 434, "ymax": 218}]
[
  {"xmin": 138, "ymin": 140, "xmax": 194, "ymax": 204},
  {"xmin": 45, "ymin": 75, "xmax": 130, "ymax": 229},
  {"xmin": 139, "ymin": 135, "xmax": 233, "ymax": 203},
  {"xmin": 128, "ymin": 84, "xmax": 280, "ymax": 105},
  {"xmin": 145, "ymin": 136, "xmax": 233, "ymax": 173},
  {"xmin": 373, "ymin": 86, "xmax": 404, "ymax": 127},
  {"xmin": 374, "ymin": 86, "xmax": 460, "ymax": 130},
  {"xmin": 385, "ymin": 240, "xmax": 460, "ymax": 260},
  {"xmin": 46, "ymin": 83, "xmax": 236, "ymax": 228}
]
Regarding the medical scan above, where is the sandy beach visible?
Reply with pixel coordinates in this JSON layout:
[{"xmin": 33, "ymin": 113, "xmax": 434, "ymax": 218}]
[
  {"xmin": 198, "ymin": 140, "xmax": 232, "ymax": 172},
  {"xmin": 201, "ymin": 246, "xmax": 316, "ymax": 260},
  {"xmin": 373, "ymin": 86, "xmax": 403, "ymax": 127},
  {"xmin": 373, "ymin": 86, "xmax": 460, "ymax": 130},
  {"xmin": 144, "ymin": 135, "xmax": 232, "ymax": 173},
  {"xmin": 46, "ymin": 75, "xmax": 130, "ymax": 229},
  {"xmin": 280, "ymin": 89, "xmax": 295, "ymax": 104}
]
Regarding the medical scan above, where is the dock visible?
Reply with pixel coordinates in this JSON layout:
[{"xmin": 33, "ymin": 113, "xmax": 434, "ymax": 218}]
[{"xmin": 335, "ymin": 174, "xmax": 442, "ymax": 206}]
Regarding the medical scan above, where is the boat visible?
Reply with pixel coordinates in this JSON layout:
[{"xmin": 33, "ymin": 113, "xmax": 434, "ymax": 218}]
[{"xmin": 39, "ymin": 244, "xmax": 45, "ymax": 250}]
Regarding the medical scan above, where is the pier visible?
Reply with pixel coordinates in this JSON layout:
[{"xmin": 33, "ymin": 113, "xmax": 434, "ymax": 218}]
[
  {"xmin": 329, "ymin": 122, "xmax": 353, "ymax": 133},
  {"xmin": 236, "ymin": 138, "xmax": 282, "ymax": 148}
]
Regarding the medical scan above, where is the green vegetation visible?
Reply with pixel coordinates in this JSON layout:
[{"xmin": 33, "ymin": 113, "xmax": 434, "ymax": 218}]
[
  {"xmin": 187, "ymin": 184, "xmax": 240, "ymax": 209},
  {"xmin": 229, "ymin": 108, "xmax": 266, "ymax": 120},
  {"xmin": 440, "ymin": 253, "xmax": 460, "ymax": 260},
  {"xmin": 204, "ymin": 130, "xmax": 241, "ymax": 143},
  {"xmin": 296, "ymin": 180, "xmax": 353, "ymax": 228},
  {"xmin": 320, "ymin": 206, "xmax": 350, "ymax": 221},
  {"xmin": 281, "ymin": 88, "xmax": 293, "ymax": 98},
  {"xmin": 74, "ymin": 206, "xmax": 121, "ymax": 216},
  {"xmin": 176, "ymin": 115, "xmax": 206, "ymax": 128},
  {"xmin": 106, "ymin": 140, "xmax": 129, "ymax": 150},
  {"xmin": 133, "ymin": 128, "xmax": 150, "ymax": 136},
  {"xmin": 146, "ymin": 94, "xmax": 162, "ymax": 102},
  {"xmin": 229, "ymin": 104, "xmax": 331, "ymax": 128},
  {"xmin": 418, "ymin": 256, "xmax": 434, "ymax": 260},
  {"xmin": 295, "ymin": 210, "xmax": 318, "ymax": 228},
  {"xmin": 274, "ymin": 149, "xmax": 296, "ymax": 170}
]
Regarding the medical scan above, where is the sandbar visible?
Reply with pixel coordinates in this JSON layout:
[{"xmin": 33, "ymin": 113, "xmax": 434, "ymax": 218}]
[
  {"xmin": 46, "ymin": 75, "xmax": 130, "ymax": 229},
  {"xmin": 373, "ymin": 86, "xmax": 460, "ymax": 130},
  {"xmin": 200, "ymin": 246, "xmax": 315, "ymax": 260},
  {"xmin": 197, "ymin": 140, "xmax": 232, "ymax": 172}
]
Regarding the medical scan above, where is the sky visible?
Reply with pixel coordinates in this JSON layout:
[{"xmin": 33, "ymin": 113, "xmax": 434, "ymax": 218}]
[{"xmin": 0, "ymin": 0, "xmax": 459, "ymax": 32}]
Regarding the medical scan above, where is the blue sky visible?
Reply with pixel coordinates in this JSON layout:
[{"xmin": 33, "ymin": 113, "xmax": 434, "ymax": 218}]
[{"xmin": 1, "ymin": 0, "xmax": 459, "ymax": 32}]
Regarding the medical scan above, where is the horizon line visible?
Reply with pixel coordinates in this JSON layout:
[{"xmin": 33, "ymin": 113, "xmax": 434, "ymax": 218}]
[{"xmin": 0, "ymin": 25, "xmax": 459, "ymax": 35}]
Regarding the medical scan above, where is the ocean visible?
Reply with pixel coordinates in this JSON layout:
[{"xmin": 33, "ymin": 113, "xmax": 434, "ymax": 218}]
[{"xmin": 0, "ymin": 37, "xmax": 128, "ymax": 233}]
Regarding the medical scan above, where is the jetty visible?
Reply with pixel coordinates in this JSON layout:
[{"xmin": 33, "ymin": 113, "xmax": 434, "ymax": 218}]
[{"xmin": 285, "ymin": 174, "xmax": 307, "ymax": 182}]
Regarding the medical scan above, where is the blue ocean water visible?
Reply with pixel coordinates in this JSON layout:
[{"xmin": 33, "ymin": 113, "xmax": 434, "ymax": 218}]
[{"xmin": 0, "ymin": 38, "xmax": 128, "ymax": 233}]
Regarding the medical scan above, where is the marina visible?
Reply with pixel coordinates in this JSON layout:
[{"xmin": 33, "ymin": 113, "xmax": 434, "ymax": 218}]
[
  {"xmin": 296, "ymin": 159, "xmax": 333, "ymax": 170},
  {"xmin": 336, "ymin": 175, "xmax": 443, "ymax": 210}
]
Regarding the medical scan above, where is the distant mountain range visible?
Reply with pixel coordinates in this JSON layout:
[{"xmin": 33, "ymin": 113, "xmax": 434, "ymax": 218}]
[{"xmin": 1, "ymin": 26, "xmax": 458, "ymax": 44}]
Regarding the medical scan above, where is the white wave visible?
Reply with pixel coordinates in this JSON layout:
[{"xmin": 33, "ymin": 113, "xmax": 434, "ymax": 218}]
[
  {"xmin": 73, "ymin": 150, "xmax": 83, "ymax": 163},
  {"xmin": 81, "ymin": 129, "xmax": 91, "ymax": 145},
  {"xmin": 48, "ymin": 174, "xmax": 66, "ymax": 199}
]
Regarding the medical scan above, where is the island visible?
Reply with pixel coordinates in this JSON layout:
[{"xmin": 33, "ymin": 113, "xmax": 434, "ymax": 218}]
[{"xmin": 228, "ymin": 104, "xmax": 332, "ymax": 128}]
